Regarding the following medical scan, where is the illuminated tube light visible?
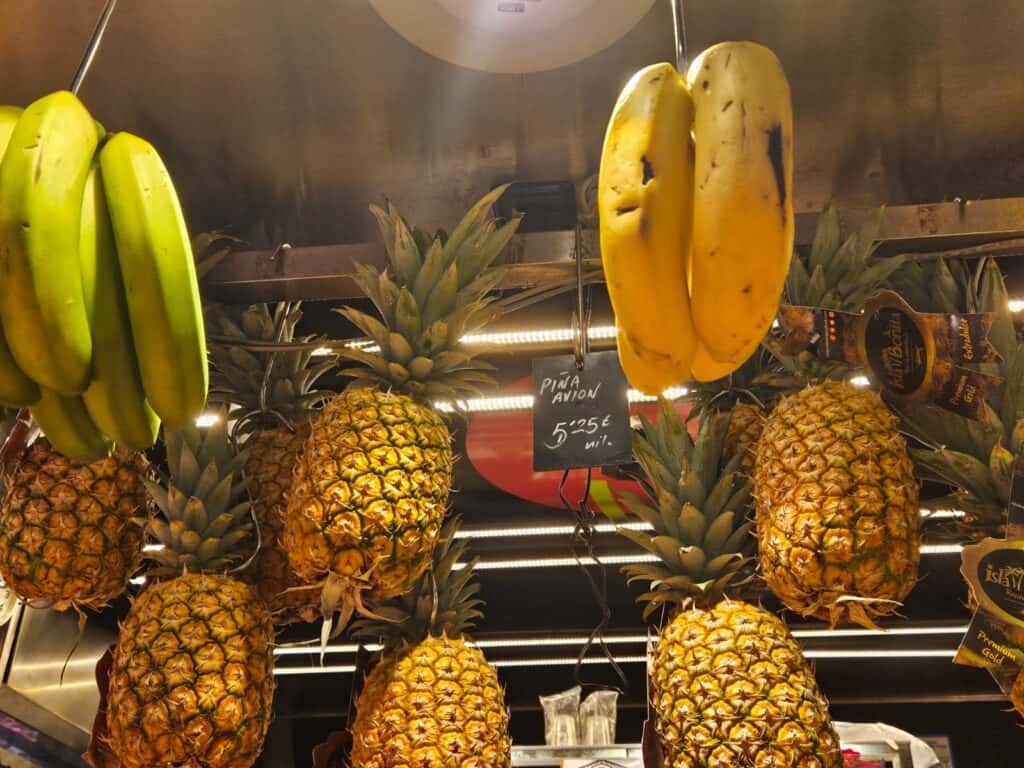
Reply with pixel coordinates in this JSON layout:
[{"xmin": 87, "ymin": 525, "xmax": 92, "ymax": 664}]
[
  {"xmin": 273, "ymin": 649, "xmax": 957, "ymax": 675},
  {"xmin": 194, "ymin": 412, "xmax": 220, "ymax": 428},
  {"xmin": 272, "ymin": 624, "xmax": 969, "ymax": 659},
  {"xmin": 129, "ymin": 576, "xmax": 147, "ymax": 586},
  {"xmin": 433, "ymin": 387, "xmax": 689, "ymax": 414},
  {"xmin": 1009, "ymin": 299, "xmax": 1024, "ymax": 313},
  {"xmin": 463, "ymin": 544, "xmax": 961, "ymax": 571},
  {"xmin": 849, "ymin": 375, "xmax": 871, "ymax": 387},
  {"xmin": 313, "ymin": 326, "xmax": 622, "ymax": 357},
  {"xmin": 460, "ymin": 520, "xmax": 962, "ymax": 544},
  {"xmin": 142, "ymin": 544, "xmax": 166, "ymax": 553}
]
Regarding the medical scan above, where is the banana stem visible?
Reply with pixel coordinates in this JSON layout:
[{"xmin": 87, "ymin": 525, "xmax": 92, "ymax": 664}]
[{"xmin": 70, "ymin": 0, "xmax": 119, "ymax": 95}]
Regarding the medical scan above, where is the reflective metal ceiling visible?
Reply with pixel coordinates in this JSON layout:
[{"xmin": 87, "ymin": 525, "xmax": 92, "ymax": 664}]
[{"xmin": 4, "ymin": 1, "xmax": 1024, "ymax": 247}]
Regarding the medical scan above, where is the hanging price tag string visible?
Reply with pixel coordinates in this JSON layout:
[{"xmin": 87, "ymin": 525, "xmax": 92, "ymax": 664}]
[{"xmin": 558, "ymin": 467, "xmax": 629, "ymax": 694}]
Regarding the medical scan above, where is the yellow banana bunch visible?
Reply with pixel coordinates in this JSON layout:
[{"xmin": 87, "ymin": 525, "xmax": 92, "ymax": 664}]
[
  {"xmin": 80, "ymin": 163, "xmax": 161, "ymax": 450},
  {"xmin": 0, "ymin": 106, "xmax": 41, "ymax": 407},
  {"xmin": 599, "ymin": 63, "xmax": 697, "ymax": 396},
  {"xmin": 687, "ymin": 42, "xmax": 794, "ymax": 366},
  {"xmin": 0, "ymin": 91, "xmax": 97, "ymax": 394},
  {"xmin": 100, "ymin": 133, "xmax": 208, "ymax": 429},
  {"xmin": 599, "ymin": 43, "xmax": 793, "ymax": 389}
]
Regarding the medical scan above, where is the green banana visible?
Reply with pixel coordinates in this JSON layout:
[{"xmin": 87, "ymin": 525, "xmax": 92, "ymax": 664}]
[
  {"xmin": 0, "ymin": 91, "xmax": 97, "ymax": 394},
  {"xmin": 80, "ymin": 163, "xmax": 160, "ymax": 450},
  {"xmin": 0, "ymin": 106, "xmax": 41, "ymax": 406},
  {"xmin": 30, "ymin": 388, "xmax": 112, "ymax": 461},
  {"xmin": 99, "ymin": 132, "xmax": 208, "ymax": 429}
]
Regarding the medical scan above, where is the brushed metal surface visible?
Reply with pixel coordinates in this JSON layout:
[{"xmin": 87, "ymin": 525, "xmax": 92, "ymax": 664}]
[
  {"xmin": 4, "ymin": 1, "xmax": 1024, "ymax": 249},
  {"xmin": 1, "ymin": 605, "xmax": 113, "ymax": 748}
]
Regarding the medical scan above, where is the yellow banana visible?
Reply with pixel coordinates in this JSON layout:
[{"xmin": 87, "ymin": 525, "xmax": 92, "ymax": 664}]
[
  {"xmin": 99, "ymin": 133, "xmax": 208, "ymax": 429},
  {"xmin": 30, "ymin": 388, "xmax": 112, "ymax": 461},
  {"xmin": 0, "ymin": 107, "xmax": 41, "ymax": 406},
  {"xmin": 80, "ymin": 163, "xmax": 160, "ymax": 450},
  {"xmin": 690, "ymin": 343, "xmax": 739, "ymax": 383},
  {"xmin": 616, "ymin": 330, "xmax": 678, "ymax": 397},
  {"xmin": 0, "ymin": 91, "xmax": 97, "ymax": 393},
  {"xmin": 599, "ymin": 62, "xmax": 696, "ymax": 394},
  {"xmin": 686, "ymin": 42, "xmax": 793, "ymax": 366}
]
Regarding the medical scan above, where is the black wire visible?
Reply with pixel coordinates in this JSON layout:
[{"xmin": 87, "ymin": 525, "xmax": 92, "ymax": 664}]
[{"xmin": 558, "ymin": 467, "xmax": 629, "ymax": 695}]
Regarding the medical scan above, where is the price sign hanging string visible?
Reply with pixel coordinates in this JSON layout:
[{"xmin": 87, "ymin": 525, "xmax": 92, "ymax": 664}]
[{"xmin": 559, "ymin": 223, "xmax": 628, "ymax": 693}]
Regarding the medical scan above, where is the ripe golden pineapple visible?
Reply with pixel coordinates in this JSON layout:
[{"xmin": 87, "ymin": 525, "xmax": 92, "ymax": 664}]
[
  {"xmin": 349, "ymin": 518, "xmax": 511, "ymax": 768},
  {"xmin": 284, "ymin": 186, "xmax": 520, "ymax": 632},
  {"xmin": 106, "ymin": 414, "xmax": 274, "ymax": 768},
  {"xmin": 0, "ymin": 438, "xmax": 149, "ymax": 611},
  {"xmin": 621, "ymin": 400, "xmax": 841, "ymax": 767},
  {"xmin": 722, "ymin": 400, "xmax": 764, "ymax": 473},
  {"xmin": 208, "ymin": 301, "xmax": 334, "ymax": 625},
  {"xmin": 754, "ymin": 381, "xmax": 921, "ymax": 628},
  {"xmin": 1013, "ymin": 669, "xmax": 1024, "ymax": 718}
]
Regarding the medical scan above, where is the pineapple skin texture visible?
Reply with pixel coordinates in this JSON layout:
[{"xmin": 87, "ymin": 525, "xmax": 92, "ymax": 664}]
[
  {"xmin": 653, "ymin": 601, "xmax": 841, "ymax": 767},
  {"xmin": 0, "ymin": 439, "xmax": 148, "ymax": 611},
  {"xmin": 283, "ymin": 388, "xmax": 451, "ymax": 600},
  {"xmin": 754, "ymin": 381, "xmax": 921, "ymax": 627},
  {"xmin": 723, "ymin": 402, "xmax": 764, "ymax": 474},
  {"xmin": 107, "ymin": 573, "xmax": 275, "ymax": 768},
  {"xmin": 244, "ymin": 424, "xmax": 320, "ymax": 625},
  {"xmin": 351, "ymin": 635, "xmax": 511, "ymax": 768}
]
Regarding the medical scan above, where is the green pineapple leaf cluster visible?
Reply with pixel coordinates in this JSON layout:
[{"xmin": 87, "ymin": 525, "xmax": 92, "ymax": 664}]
[
  {"xmin": 144, "ymin": 410, "xmax": 254, "ymax": 576},
  {"xmin": 785, "ymin": 204, "xmax": 903, "ymax": 312},
  {"xmin": 617, "ymin": 400, "xmax": 755, "ymax": 619},
  {"xmin": 897, "ymin": 258, "xmax": 1021, "ymax": 536},
  {"xmin": 351, "ymin": 517, "xmax": 482, "ymax": 650},
  {"xmin": 886, "ymin": 255, "xmax": 973, "ymax": 314},
  {"xmin": 207, "ymin": 301, "xmax": 335, "ymax": 435},
  {"xmin": 337, "ymin": 186, "xmax": 521, "ymax": 401}
]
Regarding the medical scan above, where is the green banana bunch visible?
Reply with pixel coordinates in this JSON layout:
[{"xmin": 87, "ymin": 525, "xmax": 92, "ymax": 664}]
[
  {"xmin": 30, "ymin": 389, "xmax": 111, "ymax": 461},
  {"xmin": 80, "ymin": 163, "xmax": 160, "ymax": 450},
  {"xmin": 0, "ymin": 106, "xmax": 41, "ymax": 407},
  {"xmin": 100, "ymin": 133, "xmax": 208, "ymax": 429},
  {"xmin": 0, "ymin": 91, "xmax": 96, "ymax": 394}
]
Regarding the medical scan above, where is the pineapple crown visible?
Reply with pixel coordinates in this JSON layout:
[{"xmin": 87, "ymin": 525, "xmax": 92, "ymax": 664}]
[
  {"xmin": 143, "ymin": 409, "xmax": 254, "ymax": 576},
  {"xmin": 336, "ymin": 185, "xmax": 522, "ymax": 402},
  {"xmin": 786, "ymin": 203, "xmax": 902, "ymax": 312},
  {"xmin": 207, "ymin": 301, "xmax": 335, "ymax": 435},
  {"xmin": 897, "ymin": 258, "xmax": 1020, "ymax": 535},
  {"xmin": 618, "ymin": 400, "xmax": 755, "ymax": 618},
  {"xmin": 351, "ymin": 517, "xmax": 483, "ymax": 650}
]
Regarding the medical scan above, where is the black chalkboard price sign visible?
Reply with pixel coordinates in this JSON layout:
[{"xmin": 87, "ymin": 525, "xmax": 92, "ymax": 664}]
[{"xmin": 532, "ymin": 350, "xmax": 633, "ymax": 472}]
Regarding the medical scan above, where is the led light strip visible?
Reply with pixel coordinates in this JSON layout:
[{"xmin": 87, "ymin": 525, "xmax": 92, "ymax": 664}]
[
  {"xmin": 272, "ymin": 648, "xmax": 958, "ymax": 675},
  {"xmin": 432, "ymin": 386, "xmax": 690, "ymax": 414},
  {"xmin": 458, "ymin": 510, "xmax": 964, "ymax": 541},
  {"xmin": 273, "ymin": 623, "xmax": 969, "ymax": 658}
]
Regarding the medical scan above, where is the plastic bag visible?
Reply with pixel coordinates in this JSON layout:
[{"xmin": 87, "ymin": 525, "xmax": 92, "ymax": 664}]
[
  {"xmin": 539, "ymin": 686, "xmax": 581, "ymax": 746},
  {"xmin": 580, "ymin": 689, "xmax": 618, "ymax": 745}
]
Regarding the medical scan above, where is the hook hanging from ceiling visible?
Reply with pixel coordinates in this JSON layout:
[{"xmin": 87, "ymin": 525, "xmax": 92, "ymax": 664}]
[
  {"xmin": 70, "ymin": 0, "xmax": 119, "ymax": 95},
  {"xmin": 670, "ymin": 0, "xmax": 688, "ymax": 72}
]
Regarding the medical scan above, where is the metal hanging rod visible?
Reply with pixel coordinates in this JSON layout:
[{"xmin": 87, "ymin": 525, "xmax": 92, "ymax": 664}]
[{"xmin": 70, "ymin": 0, "xmax": 119, "ymax": 95}]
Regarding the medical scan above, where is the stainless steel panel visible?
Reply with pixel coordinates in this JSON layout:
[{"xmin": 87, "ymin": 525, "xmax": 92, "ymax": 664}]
[
  {"xmin": 4, "ymin": 1, "xmax": 1024, "ymax": 249},
  {"xmin": 0, "ymin": 605, "xmax": 113, "ymax": 749}
]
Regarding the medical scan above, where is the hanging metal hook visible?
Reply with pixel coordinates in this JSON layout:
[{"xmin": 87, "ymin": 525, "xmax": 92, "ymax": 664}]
[
  {"xmin": 70, "ymin": 0, "xmax": 119, "ymax": 95},
  {"xmin": 670, "ymin": 0, "xmax": 688, "ymax": 72},
  {"xmin": 571, "ymin": 221, "xmax": 589, "ymax": 371}
]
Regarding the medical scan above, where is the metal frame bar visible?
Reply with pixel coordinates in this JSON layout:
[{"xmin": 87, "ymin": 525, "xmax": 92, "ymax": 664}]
[{"xmin": 204, "ymin": 197, "xmax": 1024, "ymax": 303}]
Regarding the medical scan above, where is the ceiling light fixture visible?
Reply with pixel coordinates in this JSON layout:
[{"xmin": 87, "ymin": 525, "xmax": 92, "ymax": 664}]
[{"xmin": 194, "ymin": 412, "xmax": 220, "ymax": 428}]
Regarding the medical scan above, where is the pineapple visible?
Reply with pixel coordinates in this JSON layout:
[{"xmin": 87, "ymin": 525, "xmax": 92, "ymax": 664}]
[
  {"xmin": 106, "ymin": 414, "xmax": 274, "ymax": 768},
  {"xmin": 0, "ymin": 438, "xmax": 150, "ymax": 612},
  {"xmin": 1014, "ymin": 669, "xmax": 1024, "ymax": 718},
  {"xmin": 208, "ymin": 301, "xmax": 334, "ymax": 625},
  {"xmin": 897, "ymin": 258, "xmax": 1018, "ymax": 538},
  {"xmin": 754, "ymin": 381, "xmax": 921, "ymax": 628},
  {"xmin": 283, "ymin": 186, "xmax": 520, "ymax": 632},
  {"xmin": 620, "ymin": 400, "xmax": 841, "ymax": 767},
  {"xmin": 349, "ymin": 517, "xmax": 511, "ymax": 768}
]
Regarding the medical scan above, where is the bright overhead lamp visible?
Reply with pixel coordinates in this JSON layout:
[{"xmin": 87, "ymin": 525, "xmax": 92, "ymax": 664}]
[{"xmin": 368, "ymin": 0, "xmax": 659, "ymax": 74}]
